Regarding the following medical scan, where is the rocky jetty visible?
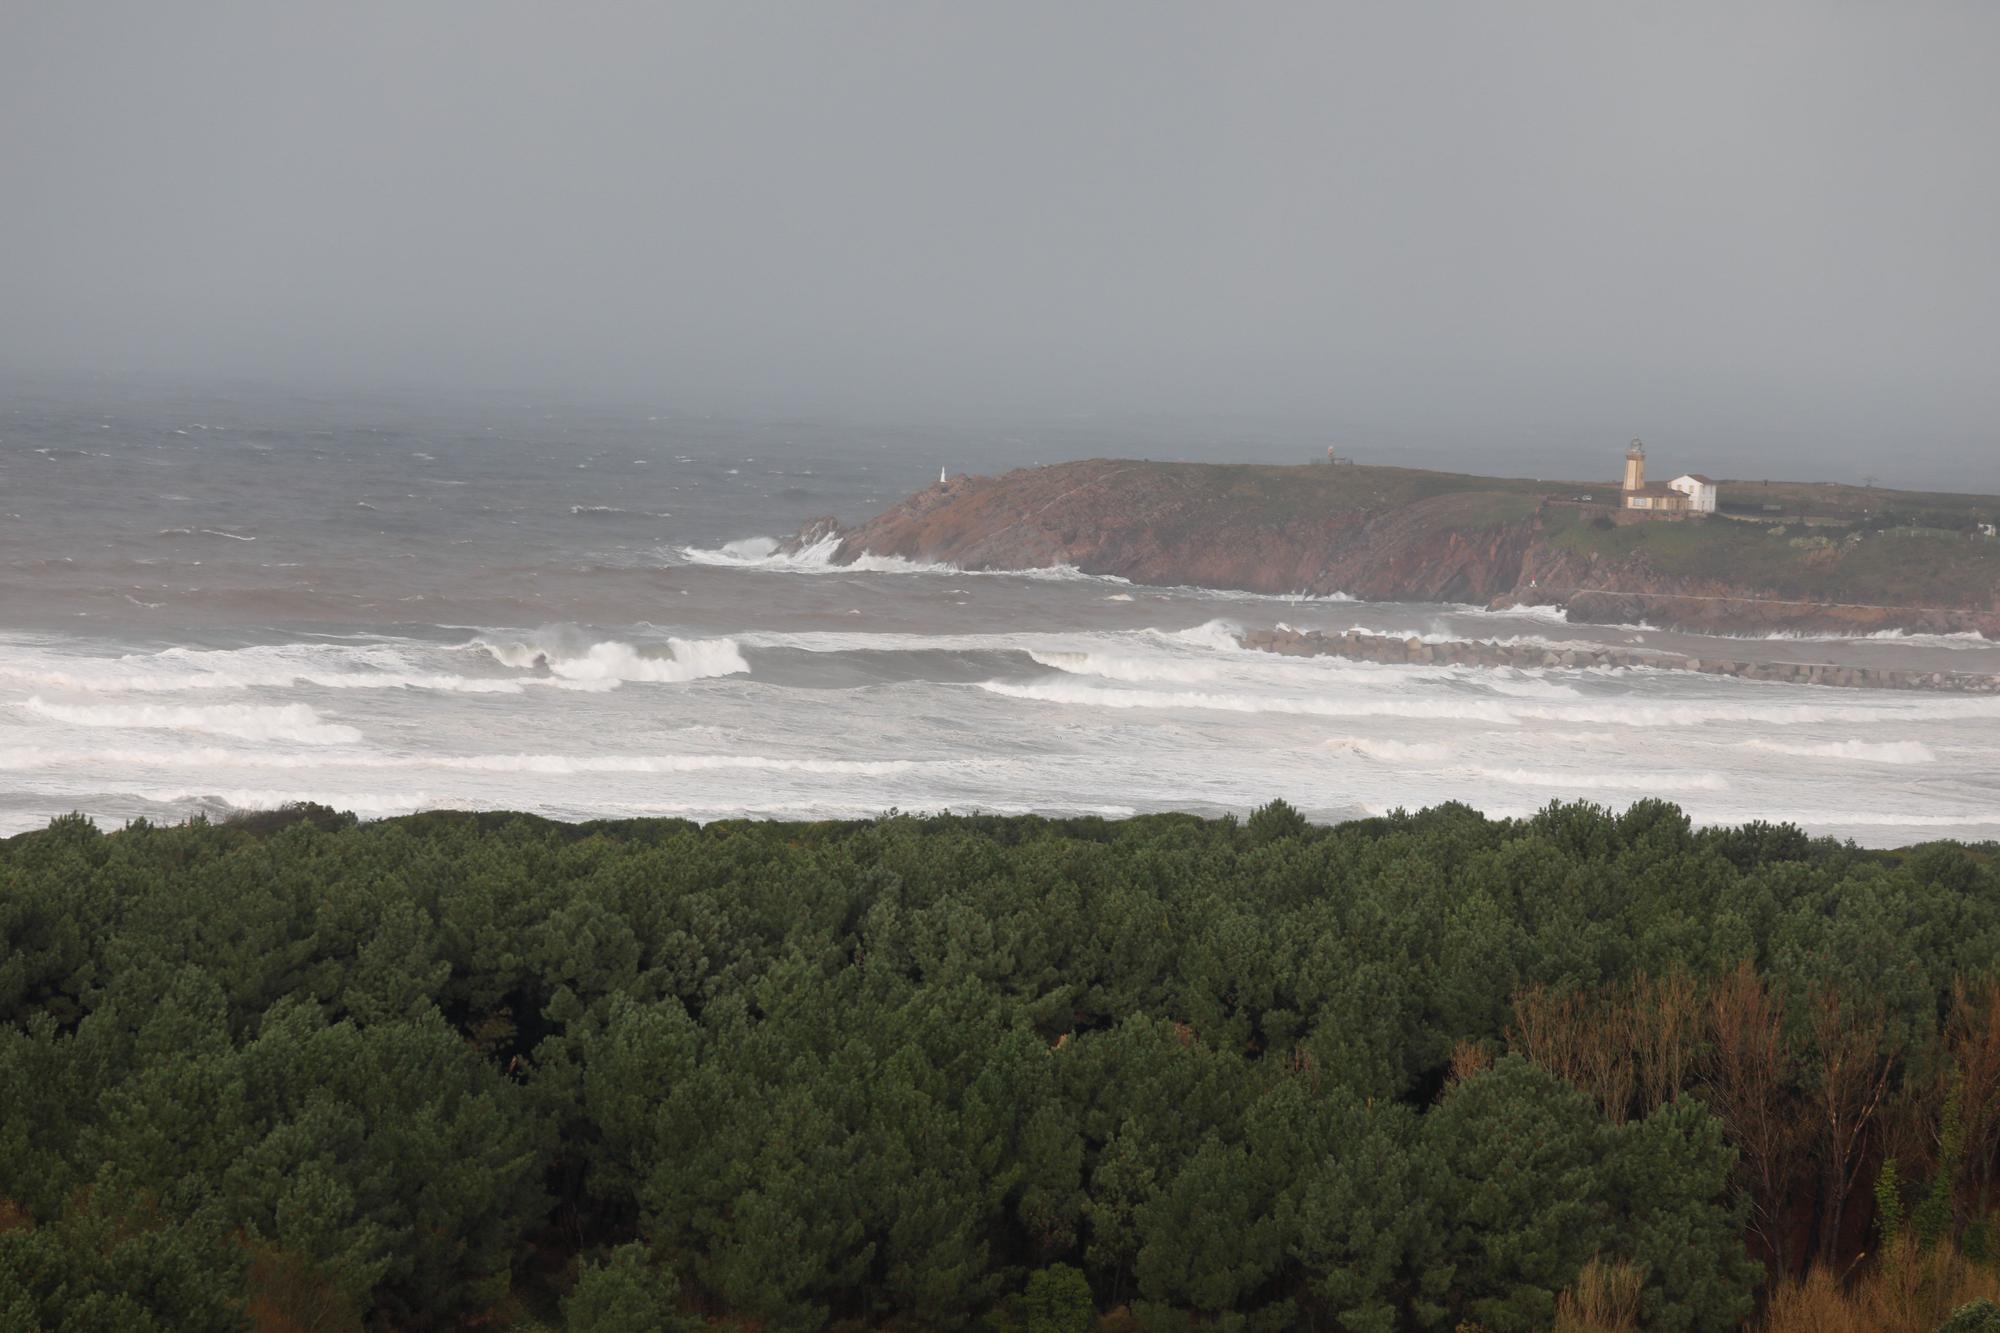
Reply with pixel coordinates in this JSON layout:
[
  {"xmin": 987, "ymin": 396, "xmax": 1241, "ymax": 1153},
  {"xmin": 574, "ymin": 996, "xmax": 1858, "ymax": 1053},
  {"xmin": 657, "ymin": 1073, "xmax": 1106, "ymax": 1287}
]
[{"xmin": 1238, "ymin": 626, "xmax": 2000, "ymax": 694}]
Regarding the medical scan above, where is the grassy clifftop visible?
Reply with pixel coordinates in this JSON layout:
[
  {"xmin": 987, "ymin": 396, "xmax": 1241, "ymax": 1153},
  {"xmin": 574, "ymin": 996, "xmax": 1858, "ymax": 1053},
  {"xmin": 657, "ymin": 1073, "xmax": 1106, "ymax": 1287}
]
[
  {"xmin": 1184, "ymin": 459, "xmax": 2000, "ymax": 613},
  {"xmin": 823, "ymin": 457, "xmax": 2000, "ymax": 628},
  {"xmin": 1540, "ymin": 504, "xmax": 2000, "ymax": 610},
  {"xmin": 1157, "ymin": 459, "xmax": 1553, "ymax": 518}
]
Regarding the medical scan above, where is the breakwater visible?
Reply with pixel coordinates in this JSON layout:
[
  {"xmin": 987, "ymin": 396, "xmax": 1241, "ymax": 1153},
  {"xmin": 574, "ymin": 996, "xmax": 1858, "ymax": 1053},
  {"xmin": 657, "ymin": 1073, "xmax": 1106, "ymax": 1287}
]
[{"xmin": 1238, "ymin": 626, "xmax": 2000, "ymax": 694}]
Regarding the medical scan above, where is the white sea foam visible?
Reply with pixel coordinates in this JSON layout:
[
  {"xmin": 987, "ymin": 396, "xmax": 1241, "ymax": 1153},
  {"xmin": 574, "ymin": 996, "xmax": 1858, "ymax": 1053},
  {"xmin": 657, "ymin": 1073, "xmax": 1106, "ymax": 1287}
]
[
  {"xmin": 571, "ymin": 505, "xmax": 671, "ymax": 519},
  {"xmin": 681, "ymin": 537, "xmax": 1374, "ymax": 602},
  {"xmin": 979, "ymin": 678, "xmax": 1530, "ymax": 723},
  {"xmin": 61, "ymin": 783, "xmax": 434, "ymax": 818},
  {"xmin": 0, "ymin": 642, "xmax": 527, "ymax": 695},
  {"xmin": 678, "ymin": 533, "xmax": 1128, "ymax": 583},
  {"xmin": 1737, "ymin": 738, "xmax": 1938, "ymax": 764},
  {"xmin": 541, "ymin": 639, "xmax": 749, "ymax": 685},
  {"xmin": 1020, "ymin": 623, "xmax": 1420, "ymax": 690},
  {"xmin": 474, "ymin": 633, "xmax": 749, "ymax": 685},
  {"xmin": 1336, "ymin": 624, "xmax": 1606, "ymax": 652},
  {"xmin": 1468, "ymin": 766, "xmax": 1731, "ymax": 793},
  {"xmin": 0, "ymin": 745, "xmax": 946, "ymax": 777},
  {"xmin": 975, "ymin": 676, "xmax": 2000, "ymax": 728},
  {"xmin": 1485, "ymin": 676, "xmax": 1584, "ymax": 699},
  {"xmin": 1446, "ymin": 601, "xmax": 1577, "ymax": 625},
  {"xmin": 1171, "ymin": 620, "xmax": 1248, "ymax": 653},
  {"xmin": 1325, "ymin": 737, "xmax": 1450, "ymax": 762},
  {"xmin": 156, "ymin": 527, "xmax": 257, "ymax": 541},
  {"xmin": 1723, "ymin": 628, "xmax": 1994, "ymax": 648},
  {"xmin": 1856, "ymin": 629, "xmax": 1994, "ymax": 647},
  {"xmin": 19, "ymin": 698, "xmax": 362, "ymax": 744},
  {"xmin": 730, "ymin": 622, "xmax": 1256, "ymax": 660}
]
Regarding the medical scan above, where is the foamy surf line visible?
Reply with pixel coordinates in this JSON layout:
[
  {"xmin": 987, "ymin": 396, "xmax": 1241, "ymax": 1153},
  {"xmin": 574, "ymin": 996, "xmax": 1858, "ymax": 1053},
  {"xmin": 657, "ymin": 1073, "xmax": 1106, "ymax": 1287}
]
[
  {"xmin": 679, "ymin": 536, "xmax": 1360, "ymax": 601},
  {"xmin": 1697, "ymin": 628, "xmax": 1996, "ymax": 648},
  {"xmin": 1, "ymin": 662, "xmax": 527, "ymax": 695},
  {"xmin": 14, "ymin": 783, "xmax": 433, "ymax": 820},
  {"xmin": 1464, "ymin": 766, "xmax": 1731, "ymax": 793},
  {"xmin": 675, "ymin": 534, "xmax": 1117, "ymax": 583},
  {"xmin": 0, "ymin": 745, "xmax": 981, "ymax": 777},
  {"xmin": 0, "ymin": 636, "xmax": 748, "ymax": 694},
  {"xmin": 18, "ymin": 698, "xmax": 362, "ymax": 744},
  {"xmin": 472, "ymin": 634, "xmax": 748, "ymax": 684},
  {"xmin": 1737, "ymin": 738, "xmax": 1938, "ymax": 764},
  {"xmin": 975, "ymin": 677, "xmax": 2000, "ymax": 727}
]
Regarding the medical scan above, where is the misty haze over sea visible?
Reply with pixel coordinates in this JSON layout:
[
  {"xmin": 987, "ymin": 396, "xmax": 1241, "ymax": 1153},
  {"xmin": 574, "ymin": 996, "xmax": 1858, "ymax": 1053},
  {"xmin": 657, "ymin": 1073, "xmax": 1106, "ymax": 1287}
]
[{"xmin": 3, "ymin": 382, "xmax": 1996, "ymax": 847}]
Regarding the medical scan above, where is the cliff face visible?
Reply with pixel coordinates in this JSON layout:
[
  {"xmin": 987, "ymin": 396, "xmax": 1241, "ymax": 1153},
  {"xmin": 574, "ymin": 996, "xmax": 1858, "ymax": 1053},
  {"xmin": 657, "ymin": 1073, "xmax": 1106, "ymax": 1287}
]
[
  {"xmin": 804, "ymin": 460, "xmax": 1545, "ymax": 600},
  {"xmin": 789, "ymin": 460, "xmax": 2000, "ymax": 636}
]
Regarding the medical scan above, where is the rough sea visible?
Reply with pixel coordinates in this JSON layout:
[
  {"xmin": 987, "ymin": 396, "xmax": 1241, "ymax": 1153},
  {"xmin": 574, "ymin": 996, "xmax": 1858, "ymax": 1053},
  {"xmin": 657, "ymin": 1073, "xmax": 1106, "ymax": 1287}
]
[{"xmin": 4, "ymin": 384, "xmax": 1997, "ymax": 846}]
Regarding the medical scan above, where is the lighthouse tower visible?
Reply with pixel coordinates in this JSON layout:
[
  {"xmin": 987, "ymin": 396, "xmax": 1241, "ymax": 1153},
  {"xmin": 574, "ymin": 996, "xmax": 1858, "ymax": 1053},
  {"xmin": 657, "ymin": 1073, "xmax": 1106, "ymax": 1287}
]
[{"xmin": 1623, "ymin": 439, "xmax": 1646, "ymax": 493}]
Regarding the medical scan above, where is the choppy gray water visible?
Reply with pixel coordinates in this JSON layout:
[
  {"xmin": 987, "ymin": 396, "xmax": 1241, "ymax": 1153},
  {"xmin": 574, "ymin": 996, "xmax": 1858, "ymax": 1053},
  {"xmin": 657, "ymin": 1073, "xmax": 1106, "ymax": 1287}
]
[{"xmin": 4, "ymin": 384, "xmax": 1996, "ymax": 845}]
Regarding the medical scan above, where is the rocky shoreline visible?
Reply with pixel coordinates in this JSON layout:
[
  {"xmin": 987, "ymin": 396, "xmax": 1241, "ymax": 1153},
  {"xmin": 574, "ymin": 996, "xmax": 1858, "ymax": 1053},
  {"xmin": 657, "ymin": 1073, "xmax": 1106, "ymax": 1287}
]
[
  {"xmin": 1238, "ymin": 625, "xmax": 2000, "ymax": 694},
  {"xmin": 785, "ymin": 459, "xmax": 2000, "ymax": 640}
]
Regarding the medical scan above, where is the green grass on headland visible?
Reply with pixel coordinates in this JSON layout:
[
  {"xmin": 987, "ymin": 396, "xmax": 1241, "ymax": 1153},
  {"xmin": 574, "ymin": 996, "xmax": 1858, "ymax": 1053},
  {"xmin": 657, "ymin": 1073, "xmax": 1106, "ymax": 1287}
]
[{"xmin": 1541, "ymin": 502, "xmax": 2000, "ymax": 606}]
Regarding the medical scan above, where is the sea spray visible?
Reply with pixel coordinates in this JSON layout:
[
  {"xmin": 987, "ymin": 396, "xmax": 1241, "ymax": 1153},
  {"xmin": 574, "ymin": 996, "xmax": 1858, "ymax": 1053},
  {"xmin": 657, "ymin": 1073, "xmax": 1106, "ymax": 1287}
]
[{"xmin": 474, "ymin": 631, "xmax": 749, "ymax": 685}]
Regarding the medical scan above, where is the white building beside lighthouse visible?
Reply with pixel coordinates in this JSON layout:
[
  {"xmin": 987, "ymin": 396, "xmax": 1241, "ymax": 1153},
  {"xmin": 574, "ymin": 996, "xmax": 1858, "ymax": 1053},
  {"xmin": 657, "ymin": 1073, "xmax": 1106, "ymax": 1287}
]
[{"xmin": 1621, "ymin": 440, "xmax": 1718, "ymax": 513}]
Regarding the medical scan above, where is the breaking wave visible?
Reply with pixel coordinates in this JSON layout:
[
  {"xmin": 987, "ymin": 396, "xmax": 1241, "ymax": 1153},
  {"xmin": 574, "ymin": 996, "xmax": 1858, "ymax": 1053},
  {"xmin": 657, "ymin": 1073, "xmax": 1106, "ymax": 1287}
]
[
  {"xmin": 0, "ymin": 642, "xmax": 526, "ymax": 695},
  {"xmin": 20, "ymin": 698, "xmax": 362, "ymax": 745},
  {"xmin": 1855, "ymin": 629, "xmax": 1995, "ymax": 647},
  {"xmin": 156, "ymin": 527, "xmax": 257, "ymax": 541},
  {"xmin": 66, "ymin": 784, "xmax": 435, "ymax": 818},
  {"xmin": 676, "ymin": 533, "xmax": 1116, "ymax": 582},
  {"xmin": 1325, "ymin": 737, "xmax": 1450, "ymax": 762},
  {"xmin": 1027, "ymin": 648, "xmax": 1244, "ymax": 685},
  {"xmin": 975, "ymin": 676, "xmax": 2000, "ymax": 728},
  {"xmin": 0, "ymin": 746, "xmax": 944, "ymax": 777},
  {"xmin": 571, "ymin": 505, "xmax": 672, "ymax": 519},
  {"xmin": 1332, "ymin": 624, "xmax": 1612, "ymax": 653},
  {"xmin": 474, "ymin": 633, "xmax": 749, "ymax": 685},
  {"xmin": 1725, "ymin": 628, "xmax": 1994, "ymax": 648},
  {"xmin": 1737, "ymin": 738, "xmax": 1938, "ymax": 764},
  {"xmin": 1469, "ymin": 766, "xmax": 1730, "ymax": 793},
  {"xmin": 1446, "ymin": 601, "xmax": 1577, "ymax": 625},
  {"xmin": 1485, "ymin": 676, "xmax": 1584, "ymax": 699}
]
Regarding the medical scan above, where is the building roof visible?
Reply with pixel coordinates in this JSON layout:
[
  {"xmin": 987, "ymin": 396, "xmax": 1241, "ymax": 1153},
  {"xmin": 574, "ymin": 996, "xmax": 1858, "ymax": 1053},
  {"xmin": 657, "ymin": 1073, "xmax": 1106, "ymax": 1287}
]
[
  {"xmin": 1675, "ymin": 473, "xmax": 1717, "ymax": 484},
  {"xmin": 1627, "ymin": 482, "xmax": 1683, "ymax": 497}
]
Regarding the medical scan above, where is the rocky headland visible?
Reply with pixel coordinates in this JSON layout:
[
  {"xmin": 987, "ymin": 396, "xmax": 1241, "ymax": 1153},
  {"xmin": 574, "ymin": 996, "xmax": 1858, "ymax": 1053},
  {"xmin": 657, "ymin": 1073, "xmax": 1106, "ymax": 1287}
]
[{"xmin": 786, "ymin": 459, "xmax": 2000, "ymax": 638}]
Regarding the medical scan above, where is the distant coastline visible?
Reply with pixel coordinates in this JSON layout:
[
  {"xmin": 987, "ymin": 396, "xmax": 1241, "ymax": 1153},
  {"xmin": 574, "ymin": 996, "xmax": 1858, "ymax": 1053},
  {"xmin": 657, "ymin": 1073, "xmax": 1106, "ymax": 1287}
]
[{"xmin": 785, "ymin": 459, "xmax": 2000, "ymax": 638}]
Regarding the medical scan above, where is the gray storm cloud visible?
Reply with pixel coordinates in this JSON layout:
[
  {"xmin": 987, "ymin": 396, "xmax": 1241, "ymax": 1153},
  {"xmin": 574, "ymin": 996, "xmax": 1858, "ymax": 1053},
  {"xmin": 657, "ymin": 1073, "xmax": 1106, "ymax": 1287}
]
[{"xmin": 1, "ymin": 2, "xmax": 1995, "ymax": 486}]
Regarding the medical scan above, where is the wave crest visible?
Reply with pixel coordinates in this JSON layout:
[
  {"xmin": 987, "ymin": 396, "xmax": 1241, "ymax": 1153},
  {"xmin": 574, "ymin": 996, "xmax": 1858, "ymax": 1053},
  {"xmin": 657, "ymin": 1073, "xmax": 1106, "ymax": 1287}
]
[
  {"xmin": 1325, "ymin": 737, "xmax": 1449, "ymax": 762},
  {"xmin": 1738, "ymin": 738, "xmax": 1938, "ymax": 764},
  {"xmin": 21, "ymin": 697, "xmax": 362, "ymax": 745},
  {"xmin": 474, "ymin": 632, "xmax": 749, "ymax": 685},
  {"xmin": 676, "ymin": 533, "xmax": 1117, "ymax": 582},
  {"xmin": 977, "ymin": 676, "xmax": 2000, "ymax": 728},
  {"xmin": 0, "ymin": 642, "xmax": 526, "ymax": 695}
]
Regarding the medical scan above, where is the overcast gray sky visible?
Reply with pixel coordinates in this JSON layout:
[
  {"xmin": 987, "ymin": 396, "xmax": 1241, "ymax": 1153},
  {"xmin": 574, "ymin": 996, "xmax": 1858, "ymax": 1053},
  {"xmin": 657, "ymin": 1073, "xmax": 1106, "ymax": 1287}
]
[{"xmin": 2, "ymin": 3, "xmax": 1995, "ymax": 484}]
